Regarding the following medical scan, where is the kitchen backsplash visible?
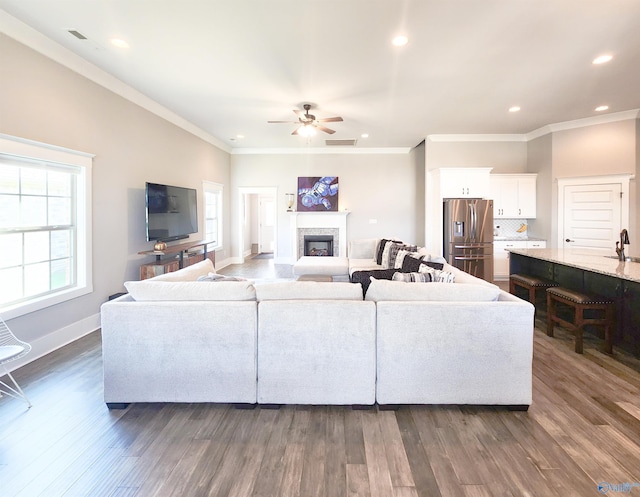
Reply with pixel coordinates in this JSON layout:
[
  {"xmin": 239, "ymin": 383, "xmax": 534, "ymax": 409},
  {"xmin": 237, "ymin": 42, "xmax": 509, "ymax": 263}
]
[{"xmin": 494, "ymin": 219, "xmax": 529, "ymax": 238}]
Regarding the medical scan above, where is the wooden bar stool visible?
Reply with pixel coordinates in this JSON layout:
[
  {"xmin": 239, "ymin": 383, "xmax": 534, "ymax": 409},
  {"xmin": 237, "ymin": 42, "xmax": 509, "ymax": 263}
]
[
  {"xmin": 546, "ymin": 287, "xmax": 615, "ymax": 354},
  {"xmin": 509, "ymin": 273, "xmax": 557, "ymax": 312}
]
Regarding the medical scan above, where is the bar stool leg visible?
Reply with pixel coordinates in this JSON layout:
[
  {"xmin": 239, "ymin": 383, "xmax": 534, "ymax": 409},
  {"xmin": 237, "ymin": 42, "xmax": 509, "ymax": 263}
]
[
  {"xmin": 604, "ymin": 305, "xmax": 614, "ymax": 354},
  {"xmin": 529, "ymin": 287, "xmax": 536, "ymax": 307},
  {"xmin": 574, "ymin": 307, "xmax": 584, "ymax": 354},
  {"xmin": 546, "ymin": 293, "xmax": 555, "ymax": 337}
]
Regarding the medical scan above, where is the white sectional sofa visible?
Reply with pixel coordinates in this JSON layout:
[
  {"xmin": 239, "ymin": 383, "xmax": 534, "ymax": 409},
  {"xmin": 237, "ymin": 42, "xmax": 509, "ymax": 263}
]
[{"xmin": 101, "ymin": 247, "xmax": 535, "ymax": 410}]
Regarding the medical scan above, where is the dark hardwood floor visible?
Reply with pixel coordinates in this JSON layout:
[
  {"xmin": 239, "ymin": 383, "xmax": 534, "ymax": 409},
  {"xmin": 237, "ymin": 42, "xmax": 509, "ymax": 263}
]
[{"xmin": 1, "ymin": 257, "xmax": 639, "ymax": 497}]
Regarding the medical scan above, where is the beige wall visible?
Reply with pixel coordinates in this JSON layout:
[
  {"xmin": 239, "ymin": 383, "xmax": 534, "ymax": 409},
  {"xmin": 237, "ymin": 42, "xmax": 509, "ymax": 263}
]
[
  {"xmin": 527, "ymin": 134, "xmax": 553, "ymax": 242},
  {"xmin": 230, "ymin": 152, "xmax": 420, "ymax": 261},
  {"xmin": 551, "ymin": 118, "xmax": 637, "ymax": 251},
  {"xmin": 552, "ymin": 120, "xmax": 637, "ymax": 177},
  {"xmin": 0, "ymin": 34, "xmax": 231, "ymax": 344},
  {"xmin": 425, "ymin": 140, "xmax": 528, "ymax": 173}
]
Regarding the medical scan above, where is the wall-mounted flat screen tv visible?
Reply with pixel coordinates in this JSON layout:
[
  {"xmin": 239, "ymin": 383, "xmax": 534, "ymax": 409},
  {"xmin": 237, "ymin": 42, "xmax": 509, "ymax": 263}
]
[{"xmin": 145, "ymin": 182, "xmax": 198, "ymax": 242}]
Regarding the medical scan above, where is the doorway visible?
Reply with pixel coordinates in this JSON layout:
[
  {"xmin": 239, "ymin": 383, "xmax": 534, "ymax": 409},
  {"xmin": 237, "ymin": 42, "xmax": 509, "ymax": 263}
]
[
  {"xmin": 238, "ymin": 187, "xmax": 278, "ymax": 261},
  {"xmin": 557, "ymin": 175, "xmax": 631, "ymax": 254}
]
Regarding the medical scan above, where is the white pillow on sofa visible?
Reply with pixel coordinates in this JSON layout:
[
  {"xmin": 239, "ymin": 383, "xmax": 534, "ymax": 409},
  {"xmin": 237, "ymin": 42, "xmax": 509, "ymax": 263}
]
[
  {"xmin": 348, "ymin": 238, "xmax": 379, "ymax": 260},
  {"xmin": 364, "ymin": 279, "xmax": 501, "ymax": 302},
  {"xmin": 151, "ymin": 258, "xmax": 215, "ymax": 282},
  {"xmin": 124, "ymin": 279, "xmax": 256, "ymax": 301}
]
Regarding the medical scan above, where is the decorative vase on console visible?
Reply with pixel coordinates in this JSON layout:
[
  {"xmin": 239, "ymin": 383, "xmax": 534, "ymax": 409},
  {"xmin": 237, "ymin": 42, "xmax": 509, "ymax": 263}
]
[{"xmin": 286, "ymin": 193, "xmax": 295, "ymax": 212}]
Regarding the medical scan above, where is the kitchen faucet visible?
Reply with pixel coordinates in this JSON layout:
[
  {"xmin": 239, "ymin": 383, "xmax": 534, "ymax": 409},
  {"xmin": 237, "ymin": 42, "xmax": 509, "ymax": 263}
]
[{"xmin": 616, "ymin": 229, "xmax": 630, "ymax": 261}]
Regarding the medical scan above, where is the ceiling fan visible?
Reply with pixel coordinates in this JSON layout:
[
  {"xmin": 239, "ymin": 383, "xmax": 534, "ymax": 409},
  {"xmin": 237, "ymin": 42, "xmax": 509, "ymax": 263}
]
[{"xmin": 268, "ymin": 104, "xmax": 343, "ymax": 136}]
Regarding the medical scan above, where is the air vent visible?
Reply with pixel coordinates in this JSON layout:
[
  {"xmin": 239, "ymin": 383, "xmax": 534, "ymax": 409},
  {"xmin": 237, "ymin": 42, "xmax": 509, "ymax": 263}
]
[
  {"xmin": 68, "ymin": 30, "xmax": 88, "ymax": 40},
  {"xmin": 325, "ymin": 139, "xmax": 358, "ymax": 146}
]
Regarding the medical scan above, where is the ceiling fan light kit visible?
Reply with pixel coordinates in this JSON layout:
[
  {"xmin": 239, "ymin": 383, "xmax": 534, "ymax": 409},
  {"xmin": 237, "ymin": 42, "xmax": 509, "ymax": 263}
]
[{"xmin": 269, "ymin": 104, "xmax": 343, "ymax": 137}]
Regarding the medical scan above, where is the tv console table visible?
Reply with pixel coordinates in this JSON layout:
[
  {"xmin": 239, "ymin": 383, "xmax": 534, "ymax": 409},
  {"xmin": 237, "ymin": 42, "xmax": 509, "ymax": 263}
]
[{"xmin": 138, "ymin": 239, "xmax": 216, "ymax": 280}]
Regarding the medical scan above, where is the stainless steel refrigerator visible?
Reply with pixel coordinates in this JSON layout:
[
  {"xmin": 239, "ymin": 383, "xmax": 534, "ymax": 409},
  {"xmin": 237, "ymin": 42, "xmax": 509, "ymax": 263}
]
[{"xmin": 443, "ymin": 198, "xmax": 494, "ymax": 282}]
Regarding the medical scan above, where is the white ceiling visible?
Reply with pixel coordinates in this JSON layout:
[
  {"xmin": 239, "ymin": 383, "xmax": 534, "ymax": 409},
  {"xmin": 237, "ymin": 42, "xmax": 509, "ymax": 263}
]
[{"xmin": 2, "ymin": 0, "xmax": 640, "ymax": 151}]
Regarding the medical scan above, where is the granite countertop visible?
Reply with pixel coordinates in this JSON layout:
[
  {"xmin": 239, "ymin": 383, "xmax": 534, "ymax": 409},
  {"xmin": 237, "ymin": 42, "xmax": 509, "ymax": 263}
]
[{"xmin": 508, "ymin": 247, "xmax": 640, "ymax": 283}]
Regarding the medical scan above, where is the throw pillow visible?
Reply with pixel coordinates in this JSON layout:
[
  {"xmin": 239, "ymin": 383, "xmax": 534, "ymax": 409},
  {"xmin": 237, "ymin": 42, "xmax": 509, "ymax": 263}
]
[
  {"xmin": 375, "ymin": 239, "xmax": 401, "ymax": 265},
  {"xmin": 391, "ymin": 245, "xmax": 419, "ymax": 269},
  {"xmin": 392, "ymin": 272, "xmax": 432, "ymax": 283},
  {"xmin": 401, "ymin": 253, "xmax": 425, "ymax": 272},
  {"xmin": 418, "ymin": 265, "xmax": 455, "ymax": 283}
]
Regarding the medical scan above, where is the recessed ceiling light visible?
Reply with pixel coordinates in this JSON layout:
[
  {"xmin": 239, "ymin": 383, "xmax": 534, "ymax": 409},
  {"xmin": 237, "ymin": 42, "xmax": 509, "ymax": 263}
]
[
  {"xmin": 392, "ymin": 35, "xmax": 408, "ymax": 47},
  {"xmin": 361, "ymin": 133, "xmax": 369, "ymax": 138},
  {"xmin": 236, "ymin": 134, "xmax": 245, "ymax": 139},
  {"xmin": 110, "ymin": 38, "xmax": 129, "ymax": 49},
  {"xmin": 592, "ymin": 54, "xmax": 613, "ymax": 65},
  {"xmin": 509, "ymin": 106, "xmax": 521, "ymax": 113},
  {"xmin": 595, "ymin": 105, "xmax": 609, "ymax": 112}
]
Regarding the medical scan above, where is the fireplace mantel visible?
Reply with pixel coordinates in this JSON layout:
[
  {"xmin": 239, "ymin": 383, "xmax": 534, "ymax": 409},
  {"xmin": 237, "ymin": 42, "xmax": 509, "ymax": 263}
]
[{"xmin": 289, "ymin": 211, "xmax": 349, "ymax": 260}]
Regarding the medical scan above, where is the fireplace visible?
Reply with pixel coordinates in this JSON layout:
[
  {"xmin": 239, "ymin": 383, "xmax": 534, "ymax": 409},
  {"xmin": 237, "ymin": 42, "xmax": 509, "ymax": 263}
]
[
  {"xmin": 304, "ymin": 235, "xmax": 334, "ymax": 256},
  {"xmin": 289, "ymin": 211, "xmax": 349, "ymax": 261}
]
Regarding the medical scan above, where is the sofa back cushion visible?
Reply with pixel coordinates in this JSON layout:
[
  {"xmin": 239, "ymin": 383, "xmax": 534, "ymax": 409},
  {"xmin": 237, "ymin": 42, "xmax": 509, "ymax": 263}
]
[
  {"xmin": 364, "ymin": 279, "xmax": 501, "ymax": 302},
  {"xmin": 151, "ymin": 258, "xmax": 215, "ymax": 281},
  {"xmin": 124, "ymin": 279, "xmax": 256, "ymax": 301},
  {"xmin": 256, "ymin": 281, "xmax": 363, "ymax": 301},
  {"xmin": 348, "ymin": 238, "xmax": 379, "ymax": 260}
]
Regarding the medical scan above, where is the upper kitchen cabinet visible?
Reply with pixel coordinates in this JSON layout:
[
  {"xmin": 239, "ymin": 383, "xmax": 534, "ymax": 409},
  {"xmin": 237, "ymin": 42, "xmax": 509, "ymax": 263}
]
[
  {"xmin": 490, "ymin": 174, "xmax": 537, "ymax": 218},
  {"xmin": 434, "ymin": 167, "xmax": 493, "ymax": 198}
]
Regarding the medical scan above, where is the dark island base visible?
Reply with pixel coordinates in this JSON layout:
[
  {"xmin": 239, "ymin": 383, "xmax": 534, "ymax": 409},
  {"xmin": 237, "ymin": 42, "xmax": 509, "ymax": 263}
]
[{"xmin": 510, "ymin": 252, "xmax": 640, "ymax": 358}]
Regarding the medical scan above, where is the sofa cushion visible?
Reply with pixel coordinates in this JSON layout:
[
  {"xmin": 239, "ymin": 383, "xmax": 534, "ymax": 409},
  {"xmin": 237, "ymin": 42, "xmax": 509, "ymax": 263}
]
[
  {"xmin": 348, "ymin": 238, "xmax": 379, "ymax": 260},
  {"xmin": 197, "ymin": 272, "xmax": 248, "ymax": 282},
  {"xmin": 348, "ymin": 258, "xmax": 384, "ymax": 275},
  {"xmin": 364, "ymin": 279, "xmax": 501, "ymax": 302},
  {"xmin": 124, "ymin": 279, "xmax": 256, "ymax": 301},
  {"xmin": 256, "ymin": 281, "xmax": 363, "ymax": 301},
  {"xmin": 151, "ymin": 258, "xmax": 215, "ymax": 282}
]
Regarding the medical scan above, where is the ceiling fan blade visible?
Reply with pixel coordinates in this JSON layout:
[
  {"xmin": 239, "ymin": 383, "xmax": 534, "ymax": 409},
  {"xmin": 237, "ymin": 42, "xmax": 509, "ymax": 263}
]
[
  {"xmin": 291, "ymin": 128, "xmax": 300, "ymax": 135},
  {"xmin": 268, "ymin": 120, "xmax": 297, "ymax": 123},
  {"xmin": 318, "ymin": 116, "xmax": 343, "ymax": 123},
  {"xmin": 316, "ymin": 125, "xmax": 336, "ymax": 134},
  {"xmin": 293, "ymin": 109, "xmax": 306, "ymax": 118}
]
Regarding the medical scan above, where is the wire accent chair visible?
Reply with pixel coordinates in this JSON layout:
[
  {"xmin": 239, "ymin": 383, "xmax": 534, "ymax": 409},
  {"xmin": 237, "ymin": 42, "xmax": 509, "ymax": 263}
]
[{"xmin": 0, "ymin": 316, "xmax": 32, "ymax": 407}]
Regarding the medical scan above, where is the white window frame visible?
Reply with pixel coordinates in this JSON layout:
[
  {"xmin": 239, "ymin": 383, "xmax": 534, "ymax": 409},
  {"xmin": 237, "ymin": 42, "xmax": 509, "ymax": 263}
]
[
  {"xmin": 202, "ymin": 181, "xmax": 223, "ymax": 250},
  {"xmin": 0, "ymin": 134, "xmax": 93, "ymax": 320}
]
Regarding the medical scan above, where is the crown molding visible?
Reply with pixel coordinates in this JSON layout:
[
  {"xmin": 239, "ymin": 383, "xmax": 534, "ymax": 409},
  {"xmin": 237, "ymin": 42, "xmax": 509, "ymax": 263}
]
[
  {"xmin": 231, "ymin": 147, "xmax": 412, "ymax": 155},
  {"xmin": 427, "ymin": 109, "xmax": 640, "ymax": 144},
  {"xmin": 1, "ymin": 11, "xmax": 232, "ymax": 154},
  {"xmin": 529, "ymin": 109, "xmax": 640, "ymax": 139},
  {"xmin": 426, "ymin": 134, "xmax": 527, "ymax": 143}
]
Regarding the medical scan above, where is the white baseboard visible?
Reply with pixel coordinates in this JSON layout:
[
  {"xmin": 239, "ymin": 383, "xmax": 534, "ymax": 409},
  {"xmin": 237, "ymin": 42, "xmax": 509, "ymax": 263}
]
[{"xmin": 6, "ymin": 313, "xmax": 100, "ymax": 373}]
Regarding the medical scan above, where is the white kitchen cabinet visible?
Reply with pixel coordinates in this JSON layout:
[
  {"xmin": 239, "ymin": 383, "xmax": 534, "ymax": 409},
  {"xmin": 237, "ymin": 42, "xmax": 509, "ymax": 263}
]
[
  {"xmin": 526, "ymin": 240, "xmax": 546, "ymax": 249},
  {"xmin": 493, "ymin": 239, "xmax": 546, "ymax": 280},
  {"xmin": 493, "ymin": 240, "xmax": 527, "ymax": 280},
  {"xmin": 436, "ymin": 167, "xmax": 492, "ymax": 198},
  {"xmin": 490, "ymin": 174, "xmax": 537, "ymax": 218}
]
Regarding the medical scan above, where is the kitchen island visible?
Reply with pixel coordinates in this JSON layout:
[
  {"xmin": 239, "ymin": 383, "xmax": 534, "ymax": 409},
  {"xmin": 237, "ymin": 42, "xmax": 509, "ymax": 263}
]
[{"xmin": 509, "ymin": 248, "xmax": 640, "ymax": 357}]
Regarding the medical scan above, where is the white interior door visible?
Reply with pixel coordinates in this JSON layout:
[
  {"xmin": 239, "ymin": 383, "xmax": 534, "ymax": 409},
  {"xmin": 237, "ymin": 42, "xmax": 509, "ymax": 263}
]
[
  {"xmin": 562, "ymin": 183, "xmax": 622, "ymax": 253},
  {"xmin": 258, "ymin": 195, "xmax": 275, "ymax": 253}
]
